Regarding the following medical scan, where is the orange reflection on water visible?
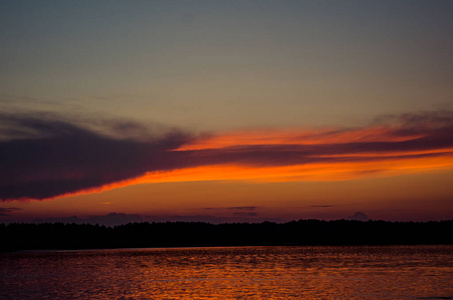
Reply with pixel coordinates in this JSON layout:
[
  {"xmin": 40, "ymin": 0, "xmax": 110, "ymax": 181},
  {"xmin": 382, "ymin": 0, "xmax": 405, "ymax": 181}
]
[{"xmin": 6, "ymin": 246, "xmax": 444, "ymax": 299}]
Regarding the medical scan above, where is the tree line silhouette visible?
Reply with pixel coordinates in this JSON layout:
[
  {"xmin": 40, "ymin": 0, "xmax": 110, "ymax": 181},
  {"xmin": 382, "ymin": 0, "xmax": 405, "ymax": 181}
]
[{"xmin": 1, "ymin": 219, "xmax": 452, "ymax": 252}]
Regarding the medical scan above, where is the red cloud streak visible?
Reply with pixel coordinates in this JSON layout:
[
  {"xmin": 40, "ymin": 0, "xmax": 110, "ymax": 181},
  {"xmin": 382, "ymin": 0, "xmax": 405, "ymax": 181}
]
[{"xmin": 1, "ymin": 111, "xmax": 453, "ymax": 200}]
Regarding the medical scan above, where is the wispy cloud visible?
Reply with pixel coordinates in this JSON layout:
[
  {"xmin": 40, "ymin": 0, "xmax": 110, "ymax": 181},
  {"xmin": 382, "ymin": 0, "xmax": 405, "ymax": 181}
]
[
  {"xmin": 2, "ymin": 111, "xmax": 453, "ymax": 201},
  {"xmin": 233, "ymin": 212, "xmax": 258, "ymax": 216},
  {"xmin": 205, "ymin": 206, "xmax": 258, "ymax": 211},
  {"xmin": 0, "ymin": 207, "xmax": 20, "ymax": 216},
  {"xmin": 32, "ymin": 212, "xmax": 143, "ymax": 227},
  {"xmin": 227, "ymin": 206, "xmax": 258, "ymax": 211},
  {"xmin": 144, "ymin": 214, "xmax": 281, "ymax": 224}
]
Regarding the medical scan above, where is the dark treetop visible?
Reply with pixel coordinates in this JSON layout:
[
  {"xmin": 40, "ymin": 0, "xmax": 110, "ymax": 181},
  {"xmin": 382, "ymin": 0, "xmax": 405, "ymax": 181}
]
[{"xmin": 1, "ymin": 219, "xmax": 452, "ymax": 252}]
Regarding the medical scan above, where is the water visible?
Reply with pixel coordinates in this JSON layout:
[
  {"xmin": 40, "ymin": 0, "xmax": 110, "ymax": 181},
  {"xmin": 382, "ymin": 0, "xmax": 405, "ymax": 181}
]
[{"xmin": 1, "ymin": 246, "xmax": 452, "ymax": 299}]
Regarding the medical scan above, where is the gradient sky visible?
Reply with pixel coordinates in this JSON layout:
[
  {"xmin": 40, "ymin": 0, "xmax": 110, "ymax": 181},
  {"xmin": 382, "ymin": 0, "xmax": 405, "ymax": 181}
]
[{"xmin": 1, "ymin": 0, "xmax": 453, "ymax": 224}]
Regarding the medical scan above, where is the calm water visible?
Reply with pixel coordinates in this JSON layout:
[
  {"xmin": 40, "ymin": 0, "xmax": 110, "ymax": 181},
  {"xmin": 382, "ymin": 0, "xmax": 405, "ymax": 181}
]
[{"xmin": 1, "ymin": 246, "xmax": 452, "ymax": 299}]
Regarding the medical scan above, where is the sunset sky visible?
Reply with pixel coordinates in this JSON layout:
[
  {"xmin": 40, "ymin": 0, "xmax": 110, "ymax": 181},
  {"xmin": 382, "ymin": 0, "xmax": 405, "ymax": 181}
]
[{"xmin": 1, "ymin": 1, "xmax": 453, "ymax": 224}]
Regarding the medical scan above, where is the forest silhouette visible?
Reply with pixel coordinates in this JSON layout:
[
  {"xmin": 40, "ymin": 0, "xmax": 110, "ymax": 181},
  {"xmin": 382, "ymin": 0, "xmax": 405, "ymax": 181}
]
[{"xmin": 1, "ymin": 220, "xmax": 452, "ymax": 252}]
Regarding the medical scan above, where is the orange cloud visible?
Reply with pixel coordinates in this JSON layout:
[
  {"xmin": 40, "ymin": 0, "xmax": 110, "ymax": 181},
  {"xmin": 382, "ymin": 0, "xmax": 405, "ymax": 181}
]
[
  {"xmin": 175, "ymin": 126, "xmax": 425, "ymax": 151},
  {"xmin": 3, "ymin": 111, "xmax": 453, "ymax": 200},
  {"xmin": 58, "ymin": 131, "xmax": 453, "ymax": 200},
  {"xmin": 54, "ymin": 153, "xmax": 453, "ymax": 200}
]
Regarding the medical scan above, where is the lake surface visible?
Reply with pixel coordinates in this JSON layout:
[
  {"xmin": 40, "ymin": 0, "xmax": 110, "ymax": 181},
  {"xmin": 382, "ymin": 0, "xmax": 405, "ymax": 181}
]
[{"xmin": 1, "ymin": 245, "xmax": 452, "ymax": 299}]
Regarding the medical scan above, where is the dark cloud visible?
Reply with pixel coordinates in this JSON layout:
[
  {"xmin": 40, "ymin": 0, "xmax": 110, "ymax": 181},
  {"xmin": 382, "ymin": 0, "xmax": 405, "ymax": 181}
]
[
  {"xmin": 0, "ymin": 112, "xmax": 192, "ymax": 200},
  {"xmin": 233, "ymin": 212, "xmax": 258, "ymax": 216},
  {"xmin": 346, "ymin": 211, "xmax": 370, "ymax": 221},
  {"xmin": 144, "ymin": 214, "xmax": 282, "ymax": 224},
  {"xmin": 145, "ymin": 214, "xmax": 233, "ymax": 224},
  {"xmin": 201, "ymin": 207, "xmax": 260, "ymax": 218},
  {"xmin": 227, "ymin": 206, "xmax": 258, "ymax": 210},
  {"xmin": 375, "ymin": 111, "xmax": 453, "ymax": 128},
  {"xmin": 32, "ymin": 213, "xmax": 143, "ymax": 227},
  {"xmin": 205, "ymin": 206, "xmax": 258, "ymax": 211},
  {"xmin": 0, "ymin": 207, "xmax": 20, "ymax": 216},
  {"xmin": 2, "ymin": 111, "xmax": 453, "ymax": 201},
  {"xmin": 184, "ymin": 144, "xmax": 450, "ymax": 171},
  {"xmin": 310, "ymin": 205, "xmax": 334, "ymax": 208},
  {"xmin": 176, "ymin": 111, "xmax": 453, "ymax": 168}
]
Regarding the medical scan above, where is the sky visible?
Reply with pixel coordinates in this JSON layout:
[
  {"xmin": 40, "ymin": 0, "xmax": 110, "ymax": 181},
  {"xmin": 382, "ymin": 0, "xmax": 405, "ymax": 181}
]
[{"xmin": 1, "ymin": 0, "xmax": 453, "ymax": 225}]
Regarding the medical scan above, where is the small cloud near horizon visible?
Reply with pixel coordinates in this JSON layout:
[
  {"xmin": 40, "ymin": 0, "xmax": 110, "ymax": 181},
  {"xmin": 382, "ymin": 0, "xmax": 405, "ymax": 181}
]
[
  {"xmin": 233, "ymin": 212, "xmax": 258, "ymax": 217},
  {"xmin": 144, "ymin": 214, "xmax": 282, "ymax": 224},
  {"xmin": 32, "ymin": 212, "xmax": 143, "ymax": 227},
  {"xmin": 0, "ymin": 207, "xmax": 20, "ymax": 216},
  {"xmin": 227, "ymin": 206, "xmax": 258, "ymax": 210},
  {"xmin": 205, "ymin": 206, "xmax": 259, "ymax": 211},
  {"xmin": 346, "ymin": 211, "xmax": 370, "ymax": 221}
]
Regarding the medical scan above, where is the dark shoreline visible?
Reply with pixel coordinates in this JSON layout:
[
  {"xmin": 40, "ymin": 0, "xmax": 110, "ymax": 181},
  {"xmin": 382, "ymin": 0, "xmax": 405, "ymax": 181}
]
[{"xmin": 1, "ymin": 219, "xmax": 452, "ymax": 252}]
